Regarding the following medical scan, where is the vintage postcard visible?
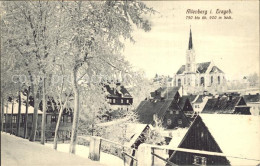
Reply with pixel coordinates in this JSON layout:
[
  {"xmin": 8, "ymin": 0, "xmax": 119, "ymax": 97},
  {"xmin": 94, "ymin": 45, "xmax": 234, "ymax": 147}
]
[{"xmin": 1, "ymin": 0, "xmax": 259, "ymax": 166}]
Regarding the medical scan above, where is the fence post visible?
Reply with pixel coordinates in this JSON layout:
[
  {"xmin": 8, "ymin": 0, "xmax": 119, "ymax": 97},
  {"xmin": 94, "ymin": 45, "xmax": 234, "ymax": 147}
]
[
  {"xmin": 88, "ymin": 136, "xmax": 101, "ymax": 161},
  {"xmin": 136, "ymin": 144, "xmax": 153, "ymax": 166}
]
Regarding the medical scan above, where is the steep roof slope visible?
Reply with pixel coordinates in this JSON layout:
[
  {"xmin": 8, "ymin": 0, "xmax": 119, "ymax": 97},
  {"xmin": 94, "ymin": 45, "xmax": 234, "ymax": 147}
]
[
  {"xmin": 136, "ymin": 99, "xmax": 174, "ymax": 124},
  {"xmin": 202, "ymin": 97, "xmax": 245, "ymax": 114},
  {"xmin": 200, "ymin": 114, "xmax": 260, "ymax": 165}
]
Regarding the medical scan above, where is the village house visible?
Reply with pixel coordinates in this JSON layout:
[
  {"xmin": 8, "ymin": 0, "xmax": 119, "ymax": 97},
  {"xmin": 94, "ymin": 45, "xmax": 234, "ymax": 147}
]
[
  {"xmin": 3, "ymin": 102, "xmax": 73, "ymax": 140},
  {"xmin": 152, "ymin": 87, "xmax": 196, "ymax": 118},
  {"xmin": 102, "ymin": 83, "xmax": 133, "ymax": 121},
  {"xmin": 201, "ymin": 96, "xmax": 251, "ymax": 114},
  {"xmin": 104, "ymin": 83, "xmax": 133, "ymax": 110},
  {"xmin": 173, "ymin": 28, "xmax": 227, "ymax": 94},
  {"xmin": 243, "ymin": 93, "xmax": 260, "ymax": 116},
  {"xmin": 135, "ymin": 88, "xmax": 190, "ymax": 129},
  {"xmin": 166, "ymin": 114, "xmax": 260, "ymax": 165}
]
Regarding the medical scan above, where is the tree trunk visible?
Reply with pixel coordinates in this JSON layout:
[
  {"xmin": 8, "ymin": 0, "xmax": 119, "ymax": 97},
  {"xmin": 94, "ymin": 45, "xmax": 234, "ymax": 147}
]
[
  {"xmin": 1, "ymin": 97, "xmax": 4, "ymax": 132},
  {"xmin": 69, "ymin": 69, "xmax": 80, "ymax": 154},
  {"xmin": 10, "ymin": 101, "xmax": 14, "ymax": 135},
  {"xmin": 16, "ymin": 90, "xmax": 22, "ymax": 136},
  {"xmin": 24, "ymin": 87, "xmax": 30, "ymax": 138},
  {"xmin": 53, "ymin": 99, "xmax": 68, "ymax": 150},
  {"xmin": 29, "ymin": 85, "xmax": 39, "ymax": 142},
  {"xmin": 41, "ymin": 78, "xmax": 47, "ymax": 145}
]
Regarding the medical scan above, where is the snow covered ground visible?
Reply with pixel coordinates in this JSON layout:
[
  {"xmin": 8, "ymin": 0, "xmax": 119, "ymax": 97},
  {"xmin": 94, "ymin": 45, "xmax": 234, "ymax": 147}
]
[
  {"xmin": 45, "ymin": 143, "xmax": 125, "ymax": 166},
  {"xmin": 1, "ymin": 132, "xmax": 106, "ymax": 166}
]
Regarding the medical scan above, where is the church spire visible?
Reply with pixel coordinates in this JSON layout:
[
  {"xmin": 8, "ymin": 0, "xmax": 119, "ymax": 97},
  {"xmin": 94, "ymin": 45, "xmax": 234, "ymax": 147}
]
[{"xmin": 188, "ymin": 26, "xmax": 193, "ymax": 50}]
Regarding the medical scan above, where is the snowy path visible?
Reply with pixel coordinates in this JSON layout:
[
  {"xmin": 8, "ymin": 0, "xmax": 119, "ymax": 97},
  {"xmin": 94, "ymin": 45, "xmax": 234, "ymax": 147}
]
[
  {"xmin": 45, "ymin": 143, "xmax": 125, "ymax": 166},
  {"xmin": 1, "ymin": 132, "xmax": 105, "ymax": 166}
]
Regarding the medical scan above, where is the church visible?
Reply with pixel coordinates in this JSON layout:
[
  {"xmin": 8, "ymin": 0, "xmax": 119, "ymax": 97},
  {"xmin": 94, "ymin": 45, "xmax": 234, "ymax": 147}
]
[{"xmin": 173, "ymin": 28, "xmax": 227, "ymax": 94}]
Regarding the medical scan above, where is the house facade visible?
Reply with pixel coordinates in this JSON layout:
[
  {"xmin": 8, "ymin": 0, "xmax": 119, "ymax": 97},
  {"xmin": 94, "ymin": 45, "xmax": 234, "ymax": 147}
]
[
  {"xmin": 136, "ymin": 88, "xmax": 190, "ymax": 129},
  {"xmin": 173, "ymin": 28, "xmax": 227, "ymax": 95},
  {"xmin": 167, "ymin": 114, "xmax": 260, "ymax": 165},
  {"xmin": 105, "ymin": 83, "xmax": 133, "ymax": 111},
  {"xmin": 3, "ymin": 103, "xmax": 73, "ymax": 140}
]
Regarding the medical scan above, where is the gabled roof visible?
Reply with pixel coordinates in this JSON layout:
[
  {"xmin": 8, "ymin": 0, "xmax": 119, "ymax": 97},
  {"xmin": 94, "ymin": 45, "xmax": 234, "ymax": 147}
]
[
  {"xmin": 176, "ymin": 62, "xmax": 211, "ymax": 74},
  {"xmin": 136, "ymin": 99, "xmax": 180, "ymax": 124},
  {"xmin": 105, "ymin": 84, "xmax": 132, "ymax": 98},
  {"xmin": 201, "ymin": 96, "xmax": 244, "ymax": 114},
  {"xmin": 194, "ymin": 95, "xmax": 204, "ymax": 103},
  {"xmin": 243, "ymin": 94, "xmax": 260, "ymax": 103},
  {"xmin": 197, "ymin": 62, "xmax": 211, "ymax": 73},
  {"xmin": 155, "ymin": 86, "xmax": 180, "ymax": 99},
  {"xmin": 185, "ymin": 95, "xmax": 198, "ymax": 103},
  {"xmin": 6, "ymin": 103, "xmax": 43, "ymax": 114},
  {"xmin": 200, "ymin": 114, "xmax": 260, "ymax": 165},
  {"xmin": 124, "ymin": 123, "xmax": 150, "ymax": 148},
  {"xmin": 209, "ymin": 66, "xmax": 224, "ymax": 73},
  {"xmin": 177, "ymin": 97, "xmax": 186, "ymax": 109},
  {"xmin": 168, "ymin": 128, "xmax": 189, "ymax": 148}
]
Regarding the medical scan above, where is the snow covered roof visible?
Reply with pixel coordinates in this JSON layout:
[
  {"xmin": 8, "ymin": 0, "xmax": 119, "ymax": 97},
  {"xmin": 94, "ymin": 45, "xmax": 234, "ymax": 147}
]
[
  {"xmin": 136, "ymin": 99, "xmax": 180, "ymax": 124},
  {"xmin": 167, "ymin": 128, "xmax": 189, "ymax": 148},
  {"xmin": 201, "ymin": 96, "xmax": 247, "ymax": 114},
  {"xmin": 200, "ymin": 114, "xmax": 260, "ymax": 165},
  {"xmin": 6, "ymin": 103, "xmax": 43, "ymax": 114},
  {"xmin": 177, "ymin": 62, "xmax": 214, "ymax": 74},
  {"xmin": 124, "ymin": 123, "xmax": 150, "ymax": 148}
]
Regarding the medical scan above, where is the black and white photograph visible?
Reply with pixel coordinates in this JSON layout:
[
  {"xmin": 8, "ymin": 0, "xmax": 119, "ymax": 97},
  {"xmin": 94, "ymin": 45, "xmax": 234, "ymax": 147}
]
[{"xmin": 0, "ymin": 0, "xmax": 259, "ymax": 166}]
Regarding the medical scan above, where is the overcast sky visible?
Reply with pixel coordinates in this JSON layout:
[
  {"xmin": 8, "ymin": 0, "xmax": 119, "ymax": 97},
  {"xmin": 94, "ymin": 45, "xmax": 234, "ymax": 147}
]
[{"xmin": 123, "ymin": 1, "xmax": 259, "ymax": 80}]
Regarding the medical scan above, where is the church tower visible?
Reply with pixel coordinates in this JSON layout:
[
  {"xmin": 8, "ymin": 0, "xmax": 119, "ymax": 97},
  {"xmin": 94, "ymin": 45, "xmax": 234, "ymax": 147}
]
[{"xmin": 185, "ymin": 27, "xmax": 196, "ymax": 74}]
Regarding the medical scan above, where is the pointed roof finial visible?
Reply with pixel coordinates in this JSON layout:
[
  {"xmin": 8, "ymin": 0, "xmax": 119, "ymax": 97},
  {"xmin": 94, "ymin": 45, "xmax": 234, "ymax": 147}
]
[{"xmin": 188, "ymin": 26, "xmax": 193, "ymax": 50}]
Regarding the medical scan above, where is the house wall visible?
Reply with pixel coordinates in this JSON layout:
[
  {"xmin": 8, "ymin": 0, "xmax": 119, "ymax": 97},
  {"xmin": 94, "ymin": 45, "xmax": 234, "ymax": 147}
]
[
  {"xmin": 3, "ymin": 113, "xmax": 73, "ymax": 140},
  {"xmin": 168, "ymin": 116, "xmax": 230, "ymax": 165},
  {"xmin": 162, "ymin": 109, "xmax": 190, "ymax": 129}
]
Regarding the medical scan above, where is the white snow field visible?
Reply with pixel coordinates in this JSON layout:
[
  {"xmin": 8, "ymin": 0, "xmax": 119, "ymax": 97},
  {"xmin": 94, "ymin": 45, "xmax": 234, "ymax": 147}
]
[
  {"xmin": 45, "ymin": 143, "xmax": 125, "ymax": 166},
  {"xmin": 1, "ymin": 132, "xmax": 106, "ymax": 166}
]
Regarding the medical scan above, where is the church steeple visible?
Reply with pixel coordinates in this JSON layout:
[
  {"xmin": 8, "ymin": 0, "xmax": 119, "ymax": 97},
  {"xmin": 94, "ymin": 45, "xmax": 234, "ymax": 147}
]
[
  {"xmin": 186, "ymin": 26, "xmax": 196, "ymax": 74},
  {"xmin": 188, "ymin": 27, "xmax": 193, "ymax": 50}
]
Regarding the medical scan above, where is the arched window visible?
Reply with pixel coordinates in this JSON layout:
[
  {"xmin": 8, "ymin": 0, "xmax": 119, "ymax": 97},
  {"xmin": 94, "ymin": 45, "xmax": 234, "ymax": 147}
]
[
  {"xmin": 211, "ymin": 76, "xmax": 213, "ymax": 84},
  {"xmin": 188, "ymin": 78, "xmax": 190, "ymax": 85},
  {"xmin": 178, "ymin": 79, "xmax": 181, "ymax": 87},
  {"xmin": 200, "ymin": 77, "xmax": 205, "ymax": 86},
  {"xmin": 218, "ymin": 76, "xmax": 220, "ymax": 84}
]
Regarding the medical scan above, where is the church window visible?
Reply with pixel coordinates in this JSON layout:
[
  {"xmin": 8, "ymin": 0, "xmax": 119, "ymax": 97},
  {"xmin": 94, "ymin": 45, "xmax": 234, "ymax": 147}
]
[
  {"xmin": 188, "ymin": 78, "xmax": 190, "ymax": 85},
  {"xmin": 211, "ymin": 76, "xmax": 213, "ymax": 84},
  {"xmin": 178, "ymin": 79, "xmax": 181, "ymax": 87},
  {"xmin": 200, "ymin": 77, "xmax": 205, "ymax": 86},
  {"xmin": 218, "ymin": 76, "xmax": 220, "ymax": 84}
]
